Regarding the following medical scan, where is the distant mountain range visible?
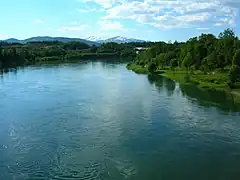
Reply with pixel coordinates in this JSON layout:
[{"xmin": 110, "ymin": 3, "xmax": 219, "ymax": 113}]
[
  {"xmin": 2, "ymin": 36, "xmax": 145, "ymax": 45},
  {"xmin": 86, "ymin": 36, "xmax": 108, "ymax": 42},
  {"xmin": 3, "ymin": 36, "xmax": 99, "ymax": 46},
  {"xmin": 86, "ymin": 36, "xmax": 145, "ymax": 43}
]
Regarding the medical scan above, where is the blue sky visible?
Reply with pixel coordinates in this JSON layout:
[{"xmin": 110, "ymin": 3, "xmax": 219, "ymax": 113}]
[{"xmin": 0, "ymin": 0, "xmax": 239, "ymax": 41}]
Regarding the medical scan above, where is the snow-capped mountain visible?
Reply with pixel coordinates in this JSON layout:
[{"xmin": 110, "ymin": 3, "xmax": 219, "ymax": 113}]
[
  {"xmin": 99, "ymin": 36, "xmax": 145, "ymax": 43},
  {"xmin": 85, "ymin": 36, "xmax": 145, "ymax": 43},
  {"xmin": 85, "ymin": 36, "xmax": 108, "ymax": 42}
]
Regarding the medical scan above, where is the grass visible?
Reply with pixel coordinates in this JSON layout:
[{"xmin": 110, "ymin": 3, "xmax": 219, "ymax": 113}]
[
  {"xmin": 162, "ymin": 69, "xmax": 240, "ymax": 101},
  {"xmin": 126, "ymin": 63, "xmax": 148, "ymax": 74},
  {"xmin": 231, "ymin": 84, "xmax": 240, "ymax": 103},
  {"xmin": 126, "ymin": 63, "xmax": 240, "ymax": 98},
  {"xmin": 163, "ymin": 70, "xmax": 228, "ymax": 90}
]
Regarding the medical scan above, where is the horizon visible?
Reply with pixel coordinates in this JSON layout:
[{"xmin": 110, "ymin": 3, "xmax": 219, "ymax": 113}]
[
  {"xmin": 0, "ymin": 0, "xmax": 240, "ymax": 41},
  {"xmin": 1, "ymin": 31, "xmax": 240, "ymax": 43},
  {"xmin": 1, "ymin": 35, "xmax": 143, "ymax": 41}
]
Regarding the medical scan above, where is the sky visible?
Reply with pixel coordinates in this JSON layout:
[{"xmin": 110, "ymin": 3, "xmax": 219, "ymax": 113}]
[{"xmin": 0, "ymin": 0, "xmax": 240, "ymax": 41}]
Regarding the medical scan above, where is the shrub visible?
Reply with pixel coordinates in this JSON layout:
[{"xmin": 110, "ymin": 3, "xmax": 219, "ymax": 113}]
[
  {"xmin": 148, "ymin": 62, "xmax": 157, "ymax": 73},
  {"xmin": 228, "ymin": 65, "xmax": 240, "ymax": 88},
  {"xmin": 184, "ymin": 74, "xmax": 191, "ymax": 83}
]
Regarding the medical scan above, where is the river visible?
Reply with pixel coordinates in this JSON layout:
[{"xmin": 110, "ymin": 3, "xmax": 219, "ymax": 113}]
[{"xmin": 0, "ymin": 61, "xmax": 240, "ymax": 180}]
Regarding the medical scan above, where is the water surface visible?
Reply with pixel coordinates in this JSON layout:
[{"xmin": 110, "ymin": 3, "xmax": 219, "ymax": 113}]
[{"xmin": 0, "ymin": 62, "xmax": 240, "ymax": 180}]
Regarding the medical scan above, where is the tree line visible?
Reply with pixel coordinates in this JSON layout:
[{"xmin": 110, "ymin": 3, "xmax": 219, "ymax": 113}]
[
  {"xmin": 0, "ymin": 41, "xmax": 140, "ymax": 69},
  {"xmin": 134, "ymin": 29, "xmax": 240, "ymax": 87}
]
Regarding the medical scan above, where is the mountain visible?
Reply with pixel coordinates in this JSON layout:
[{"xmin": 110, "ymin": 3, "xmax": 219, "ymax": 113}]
[
  {"xmin": 85, "ymin": 36, "xmax": 108, "ymax": 42},
  {"xmin": 3, "ymin": 36, "xmax": 145, "ymax": 45},
  {"xmin": 98, "ymin": 36, "xmax": 145, "ymax": 43},
  {"xmin": 4, "ymin": 36, "xmax": 99, "ymax": 46},
  {"xmin": 4, "ymin": 38, "xmax": 22, "ymax": 44},
  {"xmin": 24, "ymin": 37, "xmax": 99, "ymax": 46}
]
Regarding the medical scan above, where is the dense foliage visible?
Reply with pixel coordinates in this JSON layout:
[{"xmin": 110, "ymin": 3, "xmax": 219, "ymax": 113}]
[
  {"xmin": 0, "ymin": 41, "xmax": 139, "ymax": 69},
  {"xmin": 133, "ymin": 29, "xmax": 240, "ymax": 87}
]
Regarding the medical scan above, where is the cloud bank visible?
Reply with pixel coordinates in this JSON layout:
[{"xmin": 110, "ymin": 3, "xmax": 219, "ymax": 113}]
[{"xmin": 85, "ymin": 0, "xmax": 238, "ymax": 29}]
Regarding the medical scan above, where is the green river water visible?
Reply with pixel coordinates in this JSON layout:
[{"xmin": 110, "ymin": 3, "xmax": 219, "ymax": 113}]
[{"xmin": 0, "ymin": 61, "xmax": 240, "ymax": 180}]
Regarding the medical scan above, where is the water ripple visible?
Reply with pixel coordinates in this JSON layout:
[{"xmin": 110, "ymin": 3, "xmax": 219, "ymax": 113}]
[{"xmin": 0, "ymin": 62, "xmax": 240, "ymax": 180}]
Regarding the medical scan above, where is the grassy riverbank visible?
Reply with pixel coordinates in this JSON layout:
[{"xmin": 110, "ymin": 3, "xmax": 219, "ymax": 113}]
[
  {"xmin": 126, "ymin": 63, "xmax": 240, "ymax": 99},
  {"xmin": 163, "ymin": 70, "xmax": 228, "ymax": 89},
  {"xmin": 126, "ymin": 64, "xmax": 148, "ymax": 74}
]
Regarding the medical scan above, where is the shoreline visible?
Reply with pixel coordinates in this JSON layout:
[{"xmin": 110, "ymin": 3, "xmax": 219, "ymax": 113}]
[{"xmin": 126, "ymin": 63, "xmax": 240, "ymax": 100}]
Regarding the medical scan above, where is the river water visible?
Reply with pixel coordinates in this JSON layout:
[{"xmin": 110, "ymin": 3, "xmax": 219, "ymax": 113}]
[{"xmin": 0, "ymin": 61, "xmax": 240, "ymax": 180}]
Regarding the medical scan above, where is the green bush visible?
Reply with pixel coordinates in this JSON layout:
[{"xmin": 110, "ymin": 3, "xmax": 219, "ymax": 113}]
[
  {"xmin": 228, "ymin": 66, "xmax": 240, "ymax": 88},
  {"xmin": 148, "ymin": 62, "xmax": 157, "ymax": 73},
  {"xmin": 233, "ymin": 49, "xmax": 240, "ymax": 66},
  {"xmin": 184, "ymin": 74, "xmax": 191, "ymax": 83}
]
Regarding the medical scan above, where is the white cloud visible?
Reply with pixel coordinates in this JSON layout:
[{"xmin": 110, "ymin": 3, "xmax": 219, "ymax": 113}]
[
  {"xmin": 76, "ymin": 7, "xmax": 104, "ymax": 13},
  {"xmin": 34, "ymin": 19, "xmax": 45, "ymax": 25},
  {"xmin": 58, "ymin": 24, "xmax": 90, "ymax": 32},
  {"xmin": 82, "ymin": 0, "xmax": 116, "ymax": 8},
  {"xmin": 98, "ymin": 20, "xmax": 126, "ymax": 31},
  {"xmin": 92, "ymin": 0, "xmax": 239, "ymax": 29},
  {"xmin": 197, "ymin": 27, "xmax": 210, "ymax": 30}
]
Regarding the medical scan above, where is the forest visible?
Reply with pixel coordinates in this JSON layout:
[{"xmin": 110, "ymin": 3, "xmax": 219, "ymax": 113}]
[
  {"xmin": 128, "ymin": 29, "xmax": 240, "ymax": 89},
  {"xmin": 0, "ymin": 41, "xmax": 142, "ymax": 69}
]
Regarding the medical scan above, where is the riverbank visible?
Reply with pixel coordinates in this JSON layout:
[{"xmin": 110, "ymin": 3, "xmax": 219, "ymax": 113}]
[
  {"xmin": 126, "ymin": 63, "xmax": 149, "ymax": 74},
  {"xmin": 33, "ymin": 53, "xmax": 119, "ymax": 64},
  {"xmin": 126, "ymin": 63, "xmax": 240, "ymax": 100}
]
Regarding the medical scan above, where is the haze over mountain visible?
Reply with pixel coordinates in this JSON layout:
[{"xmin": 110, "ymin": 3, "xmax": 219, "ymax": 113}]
[{"xmin": 4, "ymin": 38, "xmax": 22, "ymax": 44}]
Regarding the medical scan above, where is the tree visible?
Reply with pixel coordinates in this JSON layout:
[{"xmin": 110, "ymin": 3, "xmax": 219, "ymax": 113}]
[
  {"xmin": 219, "ymin": 28, "xmax": 236, "ymax": 39},
  {"xmin": 233, "ymin": 49, "xmax": 240, "ymax": 67},
  {"xmin": 63, "ymin": 42, "xmax": 90, "ymax": 50},
  {"xmin": 121, "ymin": 47, "xmax": 135, "ymax": 57},
  {"xmin": 0, "ymin": 46, "xmax": 2, "ymax": 68},
  {"xmin": 204, "ymin": 51, "xmax": 217, "ymax": 70},
  {"xmin": 228, "ymin": 65, "xmax": 240, "ymax": 88},
  {"xmin": 90, "ymin": 45, "xmax": 97, "ymax": 53},
  {"xmin": 156, "ymin": 53, "xmax": 165, "ymax": 68},
  {"xmin": 164, "ymin": 51, "xmax": 176, "ymax": 66},
  {"xmin": 218, "ymin": 29, "xmax": 236, "ymax": 65},
  {"xmin": 216, "ymin": 53, "xmax": 225, "ymax": 69},
  {"xmin": 181, "ymin": 53, "xmax": 192, "ymax": 69},
  {"xmin": 148, "ymin": 62, "xmax": 157, "ymax": 73},
  {"xmin": 169, "ymin": 58, "xmax": 178, "ymax": 68}
]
